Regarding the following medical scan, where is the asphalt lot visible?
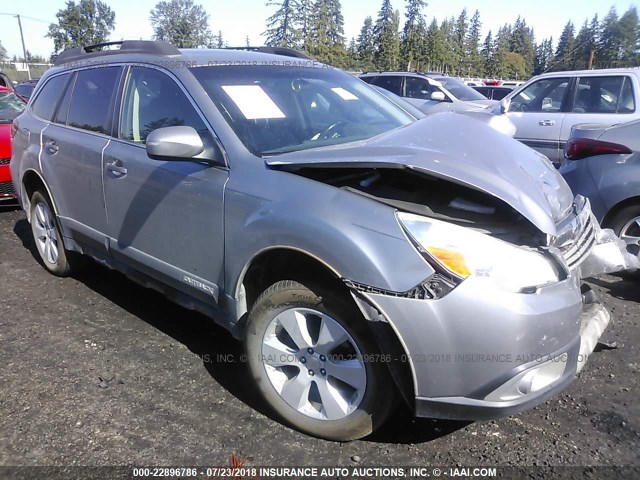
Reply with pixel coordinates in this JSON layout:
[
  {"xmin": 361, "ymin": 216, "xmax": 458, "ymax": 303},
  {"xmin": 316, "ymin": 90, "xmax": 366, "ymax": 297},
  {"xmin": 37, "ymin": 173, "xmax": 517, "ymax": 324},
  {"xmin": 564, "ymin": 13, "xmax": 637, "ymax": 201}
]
[{"xmin": 1, "ymin": 204, "xmax": 639, "ymax": 470}]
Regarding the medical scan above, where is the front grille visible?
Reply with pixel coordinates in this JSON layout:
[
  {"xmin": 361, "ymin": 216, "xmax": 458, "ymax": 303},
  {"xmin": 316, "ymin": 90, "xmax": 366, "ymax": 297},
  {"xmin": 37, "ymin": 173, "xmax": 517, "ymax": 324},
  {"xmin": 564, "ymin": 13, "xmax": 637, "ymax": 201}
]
[
  {"xmin": 553, "ymin": 198, "xmax": 597, "ymax": 270},
  {"xmin": 0, "ymin": 181, "xmax": 16, "ymax": 196},
  {"xmin": 0, "ymin": 158, "xmax": 10, "ymax": 166}
]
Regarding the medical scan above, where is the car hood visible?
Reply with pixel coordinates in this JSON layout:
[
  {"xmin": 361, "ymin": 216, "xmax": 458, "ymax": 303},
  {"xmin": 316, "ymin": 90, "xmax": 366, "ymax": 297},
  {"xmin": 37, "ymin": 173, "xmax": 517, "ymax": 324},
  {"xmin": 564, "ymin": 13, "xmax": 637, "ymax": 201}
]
[
  {"xmin": 0, "ymin": 123, "xmax": 11, "ymax": 160},
  {"xmin": 463, "ymin": 99, "xmax": 499, "ymax": 109},
  {"xmin": 266, "ymin": 112, "xmax": 574, "ymax": 236}
]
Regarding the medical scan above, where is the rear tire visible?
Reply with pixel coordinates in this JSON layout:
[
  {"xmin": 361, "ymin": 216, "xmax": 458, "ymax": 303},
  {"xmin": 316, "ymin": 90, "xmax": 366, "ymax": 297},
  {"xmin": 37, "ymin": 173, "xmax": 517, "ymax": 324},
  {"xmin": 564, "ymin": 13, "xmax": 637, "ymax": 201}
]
[
  {"xmin": 29, "ymin": 190, "xmax": 80, "ymax": 277},
  {"xmin": 245, "ymin": 280, "xmax": 395, "ymax": 441},
  {"xmin": 605, "ymin": 204, "xmax": 640, "ymax": 279}
]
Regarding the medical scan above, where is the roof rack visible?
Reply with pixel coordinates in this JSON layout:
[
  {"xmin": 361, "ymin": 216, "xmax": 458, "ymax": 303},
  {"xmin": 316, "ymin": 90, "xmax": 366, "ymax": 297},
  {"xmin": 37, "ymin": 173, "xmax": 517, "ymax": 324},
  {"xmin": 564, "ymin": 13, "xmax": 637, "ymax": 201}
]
[
  {"xmin": 223, "ymin": 46, "xmax": 312, "ymax": 60},
  {"xmin": 54, "ymin": 40, "xmax": 180, "ymax": 66}
]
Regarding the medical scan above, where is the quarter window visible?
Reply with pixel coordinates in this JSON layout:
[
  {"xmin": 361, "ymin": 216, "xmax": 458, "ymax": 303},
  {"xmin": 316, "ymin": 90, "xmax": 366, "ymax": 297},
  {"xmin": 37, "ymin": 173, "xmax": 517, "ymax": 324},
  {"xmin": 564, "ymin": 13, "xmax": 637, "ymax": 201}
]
[
  {"xmin": 119, "ymin": 67, "xmax": 207, "ymax": 143},
  {"xmin": 31, "ymin": 74, "xmax": 70, "ymax": 121},
  {"xmin": 510, "ymin": 78, "xmax": 569, "ymax": 113},
  {"xmin": 67, "ymin": 67, "xmax": 121, "ymax": 134}
]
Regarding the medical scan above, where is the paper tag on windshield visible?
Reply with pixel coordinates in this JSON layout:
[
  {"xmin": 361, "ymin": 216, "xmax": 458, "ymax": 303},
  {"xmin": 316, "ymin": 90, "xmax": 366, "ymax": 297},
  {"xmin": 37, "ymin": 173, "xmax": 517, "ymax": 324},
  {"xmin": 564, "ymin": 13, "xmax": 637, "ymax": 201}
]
[{"xmin": 222, "ymin": 85, "xmax": 286, "ymax": 120}]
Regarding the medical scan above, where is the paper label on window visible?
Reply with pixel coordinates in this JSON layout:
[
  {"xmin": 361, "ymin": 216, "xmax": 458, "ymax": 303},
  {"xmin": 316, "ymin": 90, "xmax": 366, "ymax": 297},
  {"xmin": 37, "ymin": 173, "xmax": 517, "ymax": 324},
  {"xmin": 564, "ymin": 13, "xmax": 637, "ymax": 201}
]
[
  {"xmin": 222, "ymin": 85, "xmax": 286, "ymax": 120},
  {"xmin": 331, "ymin": 87, "xmax": 358, "ymax": 101}
]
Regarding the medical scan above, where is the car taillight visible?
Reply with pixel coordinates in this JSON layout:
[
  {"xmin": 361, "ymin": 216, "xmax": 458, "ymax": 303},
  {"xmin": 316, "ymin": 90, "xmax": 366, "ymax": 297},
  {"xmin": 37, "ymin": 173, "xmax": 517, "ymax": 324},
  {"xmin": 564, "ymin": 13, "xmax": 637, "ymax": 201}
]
[{"xmin": 564, "ymin": 137, "xmax": 633, "ymax": 160}]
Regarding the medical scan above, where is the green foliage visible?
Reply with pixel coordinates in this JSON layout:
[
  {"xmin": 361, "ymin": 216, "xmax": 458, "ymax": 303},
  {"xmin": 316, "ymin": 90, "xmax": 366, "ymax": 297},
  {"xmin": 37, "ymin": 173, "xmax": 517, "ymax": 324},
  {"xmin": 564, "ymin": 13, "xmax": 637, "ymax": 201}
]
[
  {"xmin": 260, "ymin": 2, "xmax": 640, "ymax": 77},
  {"xmin": 356, "ymin": 16, "xmax": 376, "ymax": 70},
  {"xmin": 149, "ymin": 0, "xmax": 213, "ymax": 48},
  {"xmin": 0, "ymin": 41, "xmax": 7, "ymax": 61},
  {"xmin": 304, "ymin": 0, "xmax": 348, "ymax": 67},
  {"xmin": 373, "ymin": 0, "xmax": 400, "ymax": 70},
  {"xmin": 552, "ymin": 21, "xmax": 575, "ymax": 70},
  {"xmin": 400, "ymin": 0, "xmax": 428, "ymax": 70},
  {"xmin": 264, "ymin": 0, "xmax": 301, "ymax": 48},
  {"xmin": 47, "ymin": 0, "xmax": 115, "ymax": 53}
]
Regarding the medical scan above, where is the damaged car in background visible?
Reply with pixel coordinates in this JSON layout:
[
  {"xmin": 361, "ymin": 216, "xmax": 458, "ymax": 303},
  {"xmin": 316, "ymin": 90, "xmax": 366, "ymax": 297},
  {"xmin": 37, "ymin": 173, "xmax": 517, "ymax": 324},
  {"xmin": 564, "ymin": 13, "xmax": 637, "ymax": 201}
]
[{"xmin": 10, "ymin": 42, "xmax": 639, "ymax": 442}]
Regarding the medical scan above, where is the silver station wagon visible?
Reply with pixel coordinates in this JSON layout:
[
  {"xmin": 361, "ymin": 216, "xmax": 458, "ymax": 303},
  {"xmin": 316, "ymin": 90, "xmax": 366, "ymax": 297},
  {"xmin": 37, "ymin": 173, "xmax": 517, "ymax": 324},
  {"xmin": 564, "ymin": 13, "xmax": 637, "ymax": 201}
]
[{"xmin": 10, "ymin": 41, "xmax": 632, "ymax": 441}]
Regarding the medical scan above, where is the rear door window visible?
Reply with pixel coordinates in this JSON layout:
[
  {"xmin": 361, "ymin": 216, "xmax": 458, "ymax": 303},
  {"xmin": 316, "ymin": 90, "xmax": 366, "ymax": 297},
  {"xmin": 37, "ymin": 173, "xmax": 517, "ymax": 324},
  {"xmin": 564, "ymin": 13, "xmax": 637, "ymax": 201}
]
[
  {"xmin": 66, "ymin": 67, "xmax": 122, "ymax": 135},
  {"xmin": 31, "ymin": 74, "xmax": 71, "ymax": 121},
  {"xmin": 572, "ymin": 76, "xmax": 632, "ymax": 114},
  {"xmin": 368, "ymin": 76, "xmax": 403, "ymax": 96}
]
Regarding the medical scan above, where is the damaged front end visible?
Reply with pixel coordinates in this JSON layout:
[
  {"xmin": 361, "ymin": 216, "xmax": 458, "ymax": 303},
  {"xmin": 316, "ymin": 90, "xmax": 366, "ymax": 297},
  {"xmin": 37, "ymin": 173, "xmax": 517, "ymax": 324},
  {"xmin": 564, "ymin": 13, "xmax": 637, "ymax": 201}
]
[{"xmin": 548, "ymin": 195, "xmax": 640, "ymax": 278}]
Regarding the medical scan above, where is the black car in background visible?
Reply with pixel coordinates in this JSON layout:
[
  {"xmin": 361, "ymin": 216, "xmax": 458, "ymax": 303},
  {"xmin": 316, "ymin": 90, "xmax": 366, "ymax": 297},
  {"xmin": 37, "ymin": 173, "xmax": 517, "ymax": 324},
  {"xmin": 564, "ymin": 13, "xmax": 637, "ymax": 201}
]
[
  {"xmin": 15, "ymin": 79, "xmax": 40, "ymax": 100},
  {"xmin": 473, "ymin": 85, "xmax": 513, "ymax": 100}
]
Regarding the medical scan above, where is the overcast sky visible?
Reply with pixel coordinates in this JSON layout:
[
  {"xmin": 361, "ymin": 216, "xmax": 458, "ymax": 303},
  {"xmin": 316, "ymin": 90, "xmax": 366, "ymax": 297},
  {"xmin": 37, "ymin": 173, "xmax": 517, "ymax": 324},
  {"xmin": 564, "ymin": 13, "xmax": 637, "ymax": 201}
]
[{"xmin": 0, "ymin": 0, "xmax": 637, "ymax": 60}]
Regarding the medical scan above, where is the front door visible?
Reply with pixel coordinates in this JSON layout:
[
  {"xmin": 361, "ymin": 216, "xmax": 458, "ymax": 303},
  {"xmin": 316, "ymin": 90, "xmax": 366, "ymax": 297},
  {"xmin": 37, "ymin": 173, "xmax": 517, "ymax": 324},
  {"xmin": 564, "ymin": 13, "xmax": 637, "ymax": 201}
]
[
  {"xmin": 505, "ymin": 76, "xmax": 571, "ymax": 164},
  {"xmin": 103, "ymin": 66, "xmax": 228, "ymax": 304}
]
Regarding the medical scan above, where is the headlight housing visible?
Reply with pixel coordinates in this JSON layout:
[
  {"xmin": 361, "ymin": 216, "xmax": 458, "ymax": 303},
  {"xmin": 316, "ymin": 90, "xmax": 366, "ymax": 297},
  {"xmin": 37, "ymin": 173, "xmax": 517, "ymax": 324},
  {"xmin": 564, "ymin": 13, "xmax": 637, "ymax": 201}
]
[{"xmin": 397, "ymin": 212, "xmax": 560, "ymax": 293}]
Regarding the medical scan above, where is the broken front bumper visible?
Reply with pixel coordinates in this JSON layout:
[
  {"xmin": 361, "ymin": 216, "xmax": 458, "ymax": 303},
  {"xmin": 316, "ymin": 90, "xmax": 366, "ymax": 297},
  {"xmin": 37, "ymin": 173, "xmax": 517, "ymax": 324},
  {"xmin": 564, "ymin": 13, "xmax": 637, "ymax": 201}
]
[{"xmin": 361, "ymin": 281, "xmax": 609, "ymax": 421}]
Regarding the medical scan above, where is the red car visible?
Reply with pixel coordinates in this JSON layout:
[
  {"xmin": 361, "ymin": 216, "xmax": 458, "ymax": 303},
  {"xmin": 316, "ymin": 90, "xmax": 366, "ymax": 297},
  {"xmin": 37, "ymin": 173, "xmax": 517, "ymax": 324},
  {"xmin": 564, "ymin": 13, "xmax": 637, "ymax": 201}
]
[{"xmin": 0, "ymin": 86, "xmax": 26, "ymax": 201}]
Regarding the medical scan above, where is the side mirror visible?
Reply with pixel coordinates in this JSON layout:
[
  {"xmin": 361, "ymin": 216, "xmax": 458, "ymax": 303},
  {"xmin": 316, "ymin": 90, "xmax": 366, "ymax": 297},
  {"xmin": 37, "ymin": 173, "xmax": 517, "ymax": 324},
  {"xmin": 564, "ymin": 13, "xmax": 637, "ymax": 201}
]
[
  {"xmin": 500, "ymin": 98, "xmax": 511, "ymax": 114},
  {"xmin": 146, "ymin": 126, "xmax": 205, "ymax": 160},
  {"xmin": 430, "ymin": 91, "xmax": 446, "ymax": 102}
]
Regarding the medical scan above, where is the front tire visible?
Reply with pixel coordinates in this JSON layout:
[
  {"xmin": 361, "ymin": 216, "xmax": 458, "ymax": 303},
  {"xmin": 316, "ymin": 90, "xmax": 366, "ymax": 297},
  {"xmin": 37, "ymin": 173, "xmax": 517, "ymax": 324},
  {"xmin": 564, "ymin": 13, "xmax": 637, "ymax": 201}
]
[
  {"xmin": 245, "ymin": 280, "xmax": 395, "ymax": 441},
  {"xmin": 30, "ymin": 190, "xmax": 76, "ymax": 277}
]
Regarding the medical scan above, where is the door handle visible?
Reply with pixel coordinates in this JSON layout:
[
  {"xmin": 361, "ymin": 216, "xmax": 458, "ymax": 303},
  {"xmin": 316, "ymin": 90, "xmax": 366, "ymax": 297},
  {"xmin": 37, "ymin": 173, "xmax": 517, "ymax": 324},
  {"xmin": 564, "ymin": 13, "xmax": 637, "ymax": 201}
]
[
  {"xmin": 106, "ymin": 160, "xmax": 128, "ymax": 176},
  {"xmin": 45, "ymin": 140, "xmax": 58, "ymax": 154},
  {"xmin": 539, "ymin": 120, "xmax": 556, "ymax": 126}
]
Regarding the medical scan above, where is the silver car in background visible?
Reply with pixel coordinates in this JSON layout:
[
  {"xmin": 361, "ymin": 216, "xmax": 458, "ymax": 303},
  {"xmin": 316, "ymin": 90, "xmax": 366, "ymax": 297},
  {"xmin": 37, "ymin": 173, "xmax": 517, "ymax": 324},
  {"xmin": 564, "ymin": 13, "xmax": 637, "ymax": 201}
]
[
  {"xmin": 494, "ymin": 68, "xmax": 640, "ymax": 164},
  {"xmin": 561, "ymin": 119, "xmax": 640, "ymax": 250},
  {"xmin": 10, "ymin": 41, "xmax": 629, "ymax": 441}
]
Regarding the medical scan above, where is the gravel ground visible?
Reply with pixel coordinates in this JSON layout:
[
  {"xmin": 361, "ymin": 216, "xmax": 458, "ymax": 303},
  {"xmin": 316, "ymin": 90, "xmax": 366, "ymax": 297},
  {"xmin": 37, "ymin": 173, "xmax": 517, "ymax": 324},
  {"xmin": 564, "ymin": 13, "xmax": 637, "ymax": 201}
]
[{"xmin": 1, "ymin": 205, "xmax": 639, "ymax": 470}]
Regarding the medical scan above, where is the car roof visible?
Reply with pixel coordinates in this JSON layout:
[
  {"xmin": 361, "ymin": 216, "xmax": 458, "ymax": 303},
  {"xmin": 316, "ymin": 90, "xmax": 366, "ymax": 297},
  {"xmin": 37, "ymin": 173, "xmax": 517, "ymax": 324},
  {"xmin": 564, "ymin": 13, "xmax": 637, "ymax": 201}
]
[
  {"xmin": 0, "ymin": 86, "xmax": 14, "ymax": 93},
  {"xmin": 359, "ymin": 71, "xmax": 445, "ymax": 77},
  {"xmin": 535, "ymin": 67, "xmax": 640, "ymax": 78},
  {"xmin": 51, "ymin": 41, "xmax": 317, "ymax": 72}
]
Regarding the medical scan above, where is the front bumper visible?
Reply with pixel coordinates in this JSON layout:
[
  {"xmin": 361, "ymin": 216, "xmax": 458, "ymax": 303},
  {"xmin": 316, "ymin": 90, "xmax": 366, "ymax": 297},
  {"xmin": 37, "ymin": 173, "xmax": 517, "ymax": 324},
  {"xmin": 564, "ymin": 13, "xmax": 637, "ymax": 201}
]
[
  {"xmin": 415, "ymin": 292, "xmax": 609, "ymax": 420},
  {"xmin": 359, "ymin": 276, "xmax": 609, "ymax": 421}
]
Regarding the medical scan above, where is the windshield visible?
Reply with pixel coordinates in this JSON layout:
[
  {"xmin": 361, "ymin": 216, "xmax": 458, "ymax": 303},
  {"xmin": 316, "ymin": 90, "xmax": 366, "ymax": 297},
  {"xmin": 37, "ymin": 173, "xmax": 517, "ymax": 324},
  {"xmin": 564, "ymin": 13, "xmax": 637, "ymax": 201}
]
[
  {"xmin": 190, "ymin": 65, "xmax": 414, "ymax": 156},
  {"xmin": 0, "ymin": 91, "xmax": 26, "ymax": 123},
  {"xmin": 434, "ymin": 77, "xmax": 487, "ymax": 102}
]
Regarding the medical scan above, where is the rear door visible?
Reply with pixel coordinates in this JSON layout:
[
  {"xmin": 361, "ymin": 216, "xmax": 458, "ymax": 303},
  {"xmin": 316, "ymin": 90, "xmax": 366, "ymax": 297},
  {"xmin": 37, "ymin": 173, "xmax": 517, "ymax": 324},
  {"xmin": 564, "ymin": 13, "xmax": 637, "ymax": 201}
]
[
  {"xmin": 505, "ymin": 76, "xmax": 571, "ymax": 163},
  {"xmin": 560, "ymin": 74, "xmax": 639, "ymax": 148},
  {"xmin": 40, "ymin": 66, "xmax": 123, "ymax": 252},
  {"xmin": 102, "ymin": 66, "xmax": 228, "ymax": 304}
]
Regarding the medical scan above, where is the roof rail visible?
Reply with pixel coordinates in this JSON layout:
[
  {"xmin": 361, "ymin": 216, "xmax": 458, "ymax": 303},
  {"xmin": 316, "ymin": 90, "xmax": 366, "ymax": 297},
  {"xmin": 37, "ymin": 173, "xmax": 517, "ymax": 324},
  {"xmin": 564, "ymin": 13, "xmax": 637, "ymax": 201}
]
[
  {"xmin": 223, "ymin": 46, "xmax": 312, "ymax": 60},
  {"xmin": 54, "ymin": 40, "xmax": 180, "ymax": 66}
]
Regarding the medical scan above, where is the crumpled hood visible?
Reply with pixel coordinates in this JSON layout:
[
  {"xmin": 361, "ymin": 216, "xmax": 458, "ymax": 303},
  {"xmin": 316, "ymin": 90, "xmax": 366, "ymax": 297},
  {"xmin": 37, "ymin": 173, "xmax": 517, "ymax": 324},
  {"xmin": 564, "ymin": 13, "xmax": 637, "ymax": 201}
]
[{"xmin": 267, "ymin": 112, "xmax": 574, "ymax": 235}]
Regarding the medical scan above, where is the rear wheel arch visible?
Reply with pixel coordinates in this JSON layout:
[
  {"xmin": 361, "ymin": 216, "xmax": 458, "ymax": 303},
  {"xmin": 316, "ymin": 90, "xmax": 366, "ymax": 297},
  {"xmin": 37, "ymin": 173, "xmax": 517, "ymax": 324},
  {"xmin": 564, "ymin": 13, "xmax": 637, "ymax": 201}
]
[
  {"xmin": 602, "ymin": 196, "xmax": 640, "ymax": 229},
  {"xmin": 22, "ymin": 169, "xmax": 58, "ymax": 220}
]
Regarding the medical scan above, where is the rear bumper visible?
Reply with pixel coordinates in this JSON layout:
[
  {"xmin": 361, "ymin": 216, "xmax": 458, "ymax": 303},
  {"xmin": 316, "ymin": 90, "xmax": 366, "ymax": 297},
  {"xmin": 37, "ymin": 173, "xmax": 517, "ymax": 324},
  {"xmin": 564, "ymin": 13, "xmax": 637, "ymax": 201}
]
[{"xmin": 414, "ymin": 290, "xmax": 609, "ymax": 420}]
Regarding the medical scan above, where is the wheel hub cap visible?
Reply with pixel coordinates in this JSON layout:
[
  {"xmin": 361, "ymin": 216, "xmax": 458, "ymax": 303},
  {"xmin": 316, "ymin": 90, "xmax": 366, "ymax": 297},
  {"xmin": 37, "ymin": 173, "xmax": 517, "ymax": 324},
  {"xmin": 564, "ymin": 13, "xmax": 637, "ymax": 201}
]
[{"xmin": 261, "ymin": 307, "xmax": 367, "ymax": 421}]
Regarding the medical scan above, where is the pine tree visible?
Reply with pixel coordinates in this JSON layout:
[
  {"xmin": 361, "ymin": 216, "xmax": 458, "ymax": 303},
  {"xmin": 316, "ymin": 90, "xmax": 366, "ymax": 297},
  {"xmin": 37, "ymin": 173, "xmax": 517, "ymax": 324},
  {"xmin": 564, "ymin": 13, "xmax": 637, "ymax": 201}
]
[
  {"xmin": 553, "ymin": 21, "xmax": 575, "ymax": 70},
  {"xmin": 510, "ymin": 17, "xmax": 535, "ymax": 76},
  {"xmin": 373, "ymin": 0, "xmax": 400, "ymax": 70},
  {"xmin": 618, "ymin": 7, "xmax": 639, "ymax": 66},
  {"xmin": 305, "ymin": 0, "xmax": 347, "ymax": 66},
  {"xmin": 400, "ymin": 0, "xmax": 428, "ymax": 71},
  {"xmin": 573, "ymin": 20, "xmax": 594, "ymax": 69},
  {"xmin": 356, "ymin": 16, "xmax": 376, "ymax": 70},
  {"xmin": 597, "ymin": 8, "xmax": 621, "ymax": 68},
  {"xmin": 264, "ymin": 0, "xmax": 300, "ymax": 49},
  {"xmin": 465, "ymin": 10, "xmax": 483, "ymax": 77},
  {"xmin": 534, "ymin": 37, "xmax": 554, "ymax": 75},
  {"xmin": 453, "ymin": 8, "xmax": 468, "ymax": 74},
  {"xmin": 481, "ymin": 30, "xmax": 493, "ymax": 76}
]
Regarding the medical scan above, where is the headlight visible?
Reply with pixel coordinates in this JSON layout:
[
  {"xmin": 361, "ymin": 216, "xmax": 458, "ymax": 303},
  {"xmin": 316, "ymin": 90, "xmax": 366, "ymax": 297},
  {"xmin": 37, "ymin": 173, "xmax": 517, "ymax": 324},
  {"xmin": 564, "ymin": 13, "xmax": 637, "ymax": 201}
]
[{"xmin": 397, "ymin": 212, "xmax": 560, "ymax": 292}]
